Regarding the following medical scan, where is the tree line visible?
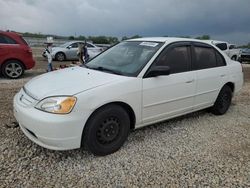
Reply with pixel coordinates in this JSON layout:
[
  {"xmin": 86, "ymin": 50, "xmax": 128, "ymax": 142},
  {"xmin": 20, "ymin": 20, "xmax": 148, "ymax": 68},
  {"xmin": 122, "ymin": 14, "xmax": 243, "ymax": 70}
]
[{"xmin": 16, "ymin": 32, "xmax": 249, "ymax": 47}]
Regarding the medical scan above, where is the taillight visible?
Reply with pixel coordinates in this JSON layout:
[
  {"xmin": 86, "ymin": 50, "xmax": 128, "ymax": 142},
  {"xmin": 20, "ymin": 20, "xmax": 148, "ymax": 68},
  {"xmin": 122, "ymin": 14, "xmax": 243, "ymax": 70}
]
[{"xmin": 27, "ymin": 48, "xmax": 32, "ymax": 53}]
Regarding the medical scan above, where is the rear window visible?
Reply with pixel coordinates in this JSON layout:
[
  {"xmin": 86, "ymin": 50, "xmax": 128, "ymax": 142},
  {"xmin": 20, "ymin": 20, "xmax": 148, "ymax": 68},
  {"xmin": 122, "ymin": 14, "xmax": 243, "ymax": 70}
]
[{"xmin": 19, "ymin": 36, "xmax": 29, "ymax": 46}]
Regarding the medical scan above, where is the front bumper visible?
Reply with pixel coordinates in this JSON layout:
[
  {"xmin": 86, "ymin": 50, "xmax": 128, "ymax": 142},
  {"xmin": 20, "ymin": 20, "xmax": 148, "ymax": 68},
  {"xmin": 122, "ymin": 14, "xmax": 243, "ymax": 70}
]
[{"xmin": 13, "ymin": 89, "xmax": 85, "ymax": 150}]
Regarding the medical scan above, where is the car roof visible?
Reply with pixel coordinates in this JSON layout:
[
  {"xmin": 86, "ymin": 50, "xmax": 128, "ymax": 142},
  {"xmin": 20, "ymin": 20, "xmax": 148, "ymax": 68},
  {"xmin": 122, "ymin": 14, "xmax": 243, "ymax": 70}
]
[
  {"xmin": 0, "ymin": 30, "xmax": 20, "ymax": 37},
  {"xmin": 68, "ymin": 41, "xmax": 92, "ymax": 44},
  {"xmin": 205, "ymin": 40, "xmax": 228, "ymax": 45},
  {"xmin": 127, "ymin": 37, "xmax": 216, "ymax": 45}
]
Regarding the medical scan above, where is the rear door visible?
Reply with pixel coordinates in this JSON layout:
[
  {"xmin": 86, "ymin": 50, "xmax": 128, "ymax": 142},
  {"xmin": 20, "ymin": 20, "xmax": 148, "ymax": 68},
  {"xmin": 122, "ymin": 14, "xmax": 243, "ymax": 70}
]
[
  {"xmin": 142, "ymin": 42, "xmax": 196, "ymax": 124},
  {"xmin": 0, "ymin": 34, "xmax": 18, "ymax": 63},
  {"xmin": 192, "ymin": 42, "xmax": 227, "ymax": 109}
]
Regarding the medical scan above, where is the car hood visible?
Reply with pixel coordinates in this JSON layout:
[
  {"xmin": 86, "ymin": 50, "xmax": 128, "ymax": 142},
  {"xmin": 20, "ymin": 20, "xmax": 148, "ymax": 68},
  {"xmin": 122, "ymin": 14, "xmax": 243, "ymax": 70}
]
[{"xmin": 24, "ymin": 67, "xmax": 124, "ymax": 100}]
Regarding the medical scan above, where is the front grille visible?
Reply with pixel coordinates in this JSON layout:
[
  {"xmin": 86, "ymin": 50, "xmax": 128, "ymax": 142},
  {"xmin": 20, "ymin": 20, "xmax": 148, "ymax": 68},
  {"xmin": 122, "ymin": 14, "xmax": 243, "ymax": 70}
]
[{"xmin": 19, "ymin": 88, "xmax": 38, "ymax": 107}]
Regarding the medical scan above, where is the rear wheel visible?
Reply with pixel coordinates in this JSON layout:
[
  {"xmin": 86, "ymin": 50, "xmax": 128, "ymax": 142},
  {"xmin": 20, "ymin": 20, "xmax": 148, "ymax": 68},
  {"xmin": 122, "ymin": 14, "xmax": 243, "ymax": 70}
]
[
  {"xmin": 82, "ymin": 104, "xmax": 130, "ymax": 156},
  {"xmin": 55, "ymin": 52, "xmax": 65, "ymax": 61},
  {"xmin": 211, "ymin": 85, "xmax": 232, "ymax": 115},
  {"xmin": 2, "ymin": 60, "xmax": 24, "ymax": 79}
]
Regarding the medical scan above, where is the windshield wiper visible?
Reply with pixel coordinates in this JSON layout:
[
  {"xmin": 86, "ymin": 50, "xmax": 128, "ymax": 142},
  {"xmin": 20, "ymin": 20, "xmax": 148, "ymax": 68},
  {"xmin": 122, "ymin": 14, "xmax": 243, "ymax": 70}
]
[{"xmin": 88, "ymin": 66, "xmax": 123, "ymax": 75}]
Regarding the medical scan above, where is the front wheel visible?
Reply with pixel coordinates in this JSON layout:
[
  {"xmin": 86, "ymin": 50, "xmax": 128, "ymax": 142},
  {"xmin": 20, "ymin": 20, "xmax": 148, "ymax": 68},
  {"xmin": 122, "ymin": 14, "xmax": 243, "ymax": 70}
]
[
  {"xmin": 82, "ymin": 104, "xmax": 130, "ymax": 156},
  {"xmin": 211, "ymin": 85, "xmax": 232, "ymax": 115},
  {"xmin": 55, "ymin": 52, "xmax": 65, "ymax": 61},
  {"xmin": 2, "ymin": 60, "xmax": 24, "ymax": 79}
]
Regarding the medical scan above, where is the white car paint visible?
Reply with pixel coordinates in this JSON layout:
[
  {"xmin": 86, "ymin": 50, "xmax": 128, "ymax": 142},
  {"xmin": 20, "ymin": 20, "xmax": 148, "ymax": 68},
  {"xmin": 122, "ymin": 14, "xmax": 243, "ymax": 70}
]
[{"xmin": 14, "ymin": 37, "xmax": 243, "ymax": 151}]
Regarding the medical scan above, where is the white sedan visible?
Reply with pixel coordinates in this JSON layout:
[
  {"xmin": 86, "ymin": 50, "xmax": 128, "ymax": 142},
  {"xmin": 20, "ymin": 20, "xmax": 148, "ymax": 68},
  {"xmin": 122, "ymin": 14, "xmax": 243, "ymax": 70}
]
[
  {"xmin": 42, "ymin": 41, "xmax": 103, "ymax": 61},
  {"xmin": 14, "ymin": 37, "xmax": 243, "ymax": 156}
]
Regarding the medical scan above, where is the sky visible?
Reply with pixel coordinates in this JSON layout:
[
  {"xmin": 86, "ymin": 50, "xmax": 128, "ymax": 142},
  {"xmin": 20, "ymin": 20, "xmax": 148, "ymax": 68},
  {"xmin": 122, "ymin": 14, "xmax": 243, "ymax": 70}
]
[{"xmin": 0, "ymin": 0, "xmax": 250, "ymax": 45}]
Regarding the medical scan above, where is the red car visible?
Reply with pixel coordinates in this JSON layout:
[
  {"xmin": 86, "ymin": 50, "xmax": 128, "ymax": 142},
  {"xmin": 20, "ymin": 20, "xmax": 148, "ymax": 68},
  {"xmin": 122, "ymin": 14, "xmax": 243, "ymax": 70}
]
[{"xmin": 0, "ymin": 31, "xmax": 35, "ymax": 79}]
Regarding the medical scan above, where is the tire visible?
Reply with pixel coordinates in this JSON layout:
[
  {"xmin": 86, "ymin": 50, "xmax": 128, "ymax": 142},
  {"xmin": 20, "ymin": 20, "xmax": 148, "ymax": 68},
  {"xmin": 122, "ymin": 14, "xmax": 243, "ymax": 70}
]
[
  {"xmin": 1, "ymin": 60, "xmax": 24, "ymax": 79},
  {"xmin": 55, "ymin": 52, "xmax": 66, "ymax": 61},
  {"xmin": 82, "ymin": 104, "xmax": 130, "ymax": 156},
  {"xmin": 211, "ymin": 85, "xmax": 232, "ymax": 115}
]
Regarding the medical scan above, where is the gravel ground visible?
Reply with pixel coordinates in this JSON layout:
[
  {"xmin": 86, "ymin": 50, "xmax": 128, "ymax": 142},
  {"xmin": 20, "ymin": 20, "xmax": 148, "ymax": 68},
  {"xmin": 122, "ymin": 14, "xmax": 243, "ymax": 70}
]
[{"xmin": 0, "ymin": 50, "xmax": 249, "ymax": 187}]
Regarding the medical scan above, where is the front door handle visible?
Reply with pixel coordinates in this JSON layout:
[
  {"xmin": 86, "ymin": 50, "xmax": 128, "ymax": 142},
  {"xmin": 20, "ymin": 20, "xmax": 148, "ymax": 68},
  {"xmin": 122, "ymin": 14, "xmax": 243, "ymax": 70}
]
[
  {"xmin": 220, "ymin": 74, "xmax": 226, "ymax": 77},
  {"xmin": 185, "ymin": 79, "xmax": 194, "ymax": 83}
]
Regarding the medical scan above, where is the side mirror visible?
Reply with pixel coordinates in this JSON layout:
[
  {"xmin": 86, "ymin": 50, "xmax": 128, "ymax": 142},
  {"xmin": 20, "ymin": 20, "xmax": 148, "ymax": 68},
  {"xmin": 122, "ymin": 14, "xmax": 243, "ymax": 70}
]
[
  {"xmin": 145, "ymin": 66, "xmax": 170, "ymax": 78},
  {"xmin": 67, "ymin": 46, "xmax": 71, "ymax": 49}
]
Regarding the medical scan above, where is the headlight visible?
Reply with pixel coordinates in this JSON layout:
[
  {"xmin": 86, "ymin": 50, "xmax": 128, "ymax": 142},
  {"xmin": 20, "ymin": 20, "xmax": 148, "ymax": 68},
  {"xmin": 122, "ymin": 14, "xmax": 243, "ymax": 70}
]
[{"xmin": 35, "ymin": 96, "xmax": 77, "ymax": 114}]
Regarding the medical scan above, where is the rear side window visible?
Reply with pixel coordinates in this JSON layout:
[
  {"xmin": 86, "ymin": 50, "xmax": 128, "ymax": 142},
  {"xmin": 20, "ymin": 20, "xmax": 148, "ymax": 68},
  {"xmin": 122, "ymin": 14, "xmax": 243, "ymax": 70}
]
[
  {"xmin": 0, "ymin": 34, "xmax": 17, "ymax": 44},
  {"xmin": 19, "ymin": 36, "xmax": 29, "ymax": 46},
  {"xmin": 215, "ymin": 50, "xmax": 226, "ymax": 66},
  {"xmin": 193, "ymin": 46, "xmax": 217, "ymax": 69},
  {"xmin": 155, "ymin": 45, "xmax": 190, "ymax": 74},
  {"xmin": 215, "ymin": 43, "xmax": 227, "ymax": 51},
  {"xmin": 86, "ymin": 43, "xmax": 94, "ymax": 48}
]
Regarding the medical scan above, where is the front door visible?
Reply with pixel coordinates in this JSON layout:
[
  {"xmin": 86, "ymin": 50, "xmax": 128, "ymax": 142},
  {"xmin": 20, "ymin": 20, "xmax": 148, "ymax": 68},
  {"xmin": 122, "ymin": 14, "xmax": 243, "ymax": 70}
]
[
  {"xmin": 142, "ymin": 42, "xmax": 196, "ymax": 124},
  {"xmin": 67, "ymin": 42, "xmax": 78, "ymax": 59}
]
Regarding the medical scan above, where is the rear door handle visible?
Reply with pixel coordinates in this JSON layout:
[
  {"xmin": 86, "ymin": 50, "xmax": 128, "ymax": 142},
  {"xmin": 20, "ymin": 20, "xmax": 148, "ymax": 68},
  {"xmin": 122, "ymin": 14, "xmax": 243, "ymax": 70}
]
[
  {"xmin": 220, "ymin": 74, "xmax": 226, "ymax": 77},
  {"xmin": 185, "ymin": 79, "xmax": 194, "ymax": 83}
]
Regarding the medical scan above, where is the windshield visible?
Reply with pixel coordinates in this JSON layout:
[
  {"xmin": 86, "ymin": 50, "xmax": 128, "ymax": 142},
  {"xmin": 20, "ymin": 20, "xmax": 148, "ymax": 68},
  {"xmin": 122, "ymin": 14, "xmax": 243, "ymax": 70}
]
[{"xmin": 85, "ymin": 41, "xmax": 163, "ymax": 76}]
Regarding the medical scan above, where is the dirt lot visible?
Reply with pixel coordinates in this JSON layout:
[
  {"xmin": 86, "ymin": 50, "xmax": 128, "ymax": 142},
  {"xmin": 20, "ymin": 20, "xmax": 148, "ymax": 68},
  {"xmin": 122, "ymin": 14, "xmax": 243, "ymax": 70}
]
[{"xmin": 0, "ymin": 48, "xmax": 249, "ymax": 187}]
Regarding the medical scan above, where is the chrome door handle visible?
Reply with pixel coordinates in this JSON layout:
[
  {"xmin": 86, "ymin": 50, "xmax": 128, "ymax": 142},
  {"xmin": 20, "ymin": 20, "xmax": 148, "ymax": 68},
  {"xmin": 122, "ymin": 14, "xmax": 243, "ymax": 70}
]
[{"xmin": 185, "ymin": 79, "xmax": 194, "ymax": 83}]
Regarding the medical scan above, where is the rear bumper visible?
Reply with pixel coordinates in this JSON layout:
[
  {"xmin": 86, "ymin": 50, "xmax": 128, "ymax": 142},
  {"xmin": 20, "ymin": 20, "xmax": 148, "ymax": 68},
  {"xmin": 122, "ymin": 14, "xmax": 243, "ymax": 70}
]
[{"xmin": 25, "ymin": 58, "xmax": 35, "ymax": 69}]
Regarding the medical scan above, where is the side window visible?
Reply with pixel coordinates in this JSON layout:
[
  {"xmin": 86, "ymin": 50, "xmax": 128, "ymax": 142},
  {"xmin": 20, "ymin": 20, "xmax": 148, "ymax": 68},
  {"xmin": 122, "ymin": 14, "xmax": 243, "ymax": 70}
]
[
  {"xmin": 155, "ymin": 45, "xmax": 190, "ymax": 74},
  {"xmin": 193, "ymin": 46, "xmax": 217, "ymax": 69},
  {"xmin": 4, "ymin": 36, "xmax": 17, "ymax": 44},
  {"xmin": 0, "ymin": 35, "xmax": 7, "ymax": 43},
  {"xmin": 215, "ymin": 50, "xmax": 226, "ymax": 66},
  {"xmin": 70, "ymin": 43, "xmax": 78, "ymax": 48},
  {"xmin": 86, "ymin": 43, "xmax": 94, "ymax": 48},
  {"xmin": 215, "ymin": 43, "xmax": 227, "ymax": 51},
  {"xmin": 0, "ymin": 35, "xmax": 16, "ymax": 44}
]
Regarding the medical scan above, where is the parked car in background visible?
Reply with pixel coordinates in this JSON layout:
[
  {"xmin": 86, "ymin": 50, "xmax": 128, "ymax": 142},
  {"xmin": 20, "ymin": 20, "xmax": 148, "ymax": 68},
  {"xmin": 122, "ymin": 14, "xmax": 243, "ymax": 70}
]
[
  {"xmin": 207, "ymin": 40, "xmax": 240, "ymax": 61},
  {"xmin": 238, "ymin": 48, "xmax": 250, "ymax": 63},
  {"xmin": 14, "ymin": 37, "xmax": 243, "ymax": 156},
  {"xmin": 0, "ymin": 31, "xmax": 35, "ymax": 79},
  {"xmin": 43, "ymin": 41, "xmax": 103, "ymax": 61}
]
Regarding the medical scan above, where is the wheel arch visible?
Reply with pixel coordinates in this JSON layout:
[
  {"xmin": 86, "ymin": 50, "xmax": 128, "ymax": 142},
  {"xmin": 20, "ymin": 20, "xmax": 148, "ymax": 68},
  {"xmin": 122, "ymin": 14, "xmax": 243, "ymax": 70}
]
[
  {"xmin": 231, "ymin": 55, "xmax": 237, "ymax": 60},
  {"xmin": 55, "ymin": 51, "xmax": 66, "ymax": 60},
  {"xmin": 1, "ymin": 58, "xmax": 26, "ymax": 70},
  {"xmin": 86, "ymin": 101, "xmax": 136, "ymax": 130},
  {"xmin": 224, "ymin": 82, "xmax": 235, "ymax": 93}
]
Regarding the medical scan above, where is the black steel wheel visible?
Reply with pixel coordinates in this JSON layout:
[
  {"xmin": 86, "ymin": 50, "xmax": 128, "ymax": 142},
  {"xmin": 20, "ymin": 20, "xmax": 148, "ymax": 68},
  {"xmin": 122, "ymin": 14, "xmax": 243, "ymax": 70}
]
[
  {"xmin": 211, "ymin": 85, "xmax": 232, "ymax": 115},
  {"xmin": 82, "ymin": 104, "xmax": 130, "ymax": 156}
]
